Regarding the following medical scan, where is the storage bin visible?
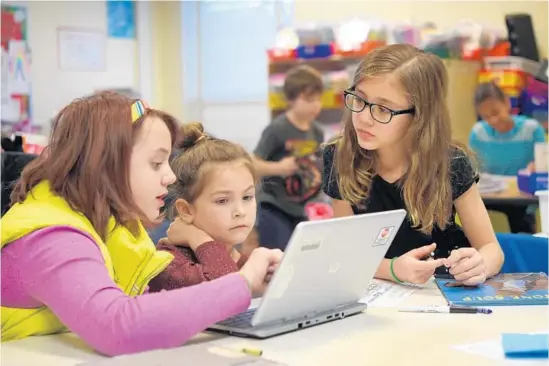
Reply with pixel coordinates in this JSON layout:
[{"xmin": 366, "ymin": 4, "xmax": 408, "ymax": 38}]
[
  {"xmin": 267, "ymin": 48, "xmax": 297, "ymax": 62},
  {"xmin": 269, "ymin": 92, "xmax": 286, "ymax": 110},
  {"xmin": 269, "ymin": 90, "xmax": 341, "ymax": 110},
  {"xmin": 484, "ymin": 56, "xmax": 541, "ymax": 76},
  {"xmin": 521, "ymin": 76, "xmax": 548, "ymax": 123},
  {"xmin": 517, "ymin": 171, "xmax": 549, "ymax": 194},
  {"xmin": 333, "ymin": 40, "xmax": 385, "ymax": 58},
  {"xmin": 478, "ymin": 69, "xmax": 527, "ymax": 89},
  {"xmin": 296, "ymin": 44, "xmax": 333, "ymax": 59}
]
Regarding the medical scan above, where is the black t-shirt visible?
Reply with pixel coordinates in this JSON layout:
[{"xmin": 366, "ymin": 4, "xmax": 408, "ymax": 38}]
[
  {"xmin": 322, "ymin": 144, "xmax": 479, "ymax": 261},
  {"xmin": 254, "ymin": 114, "xmax": 324, "ymax": 218}
]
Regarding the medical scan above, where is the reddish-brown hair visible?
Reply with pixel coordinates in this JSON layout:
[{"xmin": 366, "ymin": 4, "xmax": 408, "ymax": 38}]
[{"xmin": 11, "ymin": 92, "xmax": 180, "ymax": 240}]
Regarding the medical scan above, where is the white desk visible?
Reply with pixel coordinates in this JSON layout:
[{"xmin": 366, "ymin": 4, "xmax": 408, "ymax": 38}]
[{"xmin": 2, "ymin": 280, "xmax": 547, "ymax": 366}]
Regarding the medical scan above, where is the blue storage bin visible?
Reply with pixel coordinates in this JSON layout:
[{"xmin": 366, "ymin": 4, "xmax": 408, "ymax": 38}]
[
  {"xmin": 517, "ymin": 172, "xmax": 549, "ymax": 194},
  {"xmin": 296, "ymin": 44, "xmax": 333, "ymax": 59}
]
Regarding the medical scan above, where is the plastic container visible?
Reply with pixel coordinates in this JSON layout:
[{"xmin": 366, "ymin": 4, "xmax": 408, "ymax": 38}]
[
  {"xmin": 535, "ymin": 190, "xmax": 548, "ymax": 233},
  {"xmin": 296, "ymin": 43, "xmax": 333, "ymax": 59},
  {"xmin": 268, "ymin": 92, "xmax": 286, "ymax": 110},
  {"xmin": 517, "ymin": 171, "xmax": 549, "ymax": 194},
  {"xmin": 520, "ymin": 76, "xmax": 548, "ymax": 125},
  {"xmin": 269, "ymin": 90, "xmax": 340, "ymax": 110},
  {"xmin": 478, "ymin": 69, "xmax": 527, "ymax": 89},
  {"xmin": 462, "ymin": 41, "xmax": 510, "ymax": 61},
  {"xmin": 267, "ymin": 48, "xmax": 297, "ymax": 62},
  {"xmin": 333, "ymin": 40, "xmax": 385, "ymax": 58},
  {"xmin": 484, "ymin": 56, "xmax": 541, "ymax": 76}
]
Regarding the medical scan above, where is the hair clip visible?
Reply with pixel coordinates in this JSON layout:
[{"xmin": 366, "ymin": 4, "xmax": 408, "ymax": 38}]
[
  {"xmin": 131, "ymin": 100, "xmax": 150, "ymax": 123},
  {"xmin": 196, "ymin": 135, "xmax": 206, "ymax": 143}
]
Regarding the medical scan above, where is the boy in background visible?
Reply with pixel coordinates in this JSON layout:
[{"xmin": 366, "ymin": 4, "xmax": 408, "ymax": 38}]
[{"xmin": 252, "ymin": 65, "xmax": 324, "ymax": 251}]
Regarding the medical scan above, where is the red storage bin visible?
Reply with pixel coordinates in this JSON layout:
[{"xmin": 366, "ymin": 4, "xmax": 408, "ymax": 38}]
[
  {"xmin": 333, "ymin": 40, "xmax": 386, "ymax": 58},
  {"xmin": 267, "ymin": 48, "xmax": 297, "ymax": 62}
]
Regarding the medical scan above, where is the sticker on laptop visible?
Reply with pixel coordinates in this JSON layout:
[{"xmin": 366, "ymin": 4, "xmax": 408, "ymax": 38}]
[{"xmin": 373, "ymin": 226, "xmax": 394, "ymax": 246}]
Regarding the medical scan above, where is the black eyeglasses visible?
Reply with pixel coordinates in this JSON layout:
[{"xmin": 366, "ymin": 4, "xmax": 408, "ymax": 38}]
[{"xmin": 343, "ymin": 89, "xmax": 415, "ymax": 124}]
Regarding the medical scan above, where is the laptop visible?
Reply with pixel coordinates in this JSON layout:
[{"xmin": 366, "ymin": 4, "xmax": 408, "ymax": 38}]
[{"xmin": 208, "ymin": 209, "xmax": 407, "ymax": 339}]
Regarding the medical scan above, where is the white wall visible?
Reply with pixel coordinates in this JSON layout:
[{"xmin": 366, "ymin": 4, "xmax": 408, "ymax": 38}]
[
  {"xmin": 179, "ymin": 1, "xmax": 282, "ymax": 152},
  {"xmin": 201, "ymin": 102, "xmax": 271, "ymax": 152},
  {"xmin": 4, "ymin": 1, "xmax": 138, "ymax": 133}
]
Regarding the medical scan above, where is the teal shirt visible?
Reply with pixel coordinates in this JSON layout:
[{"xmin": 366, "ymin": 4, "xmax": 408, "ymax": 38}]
[{"xmin": 469, "ymin": 115, "xmax": 546, "ymax": 176}]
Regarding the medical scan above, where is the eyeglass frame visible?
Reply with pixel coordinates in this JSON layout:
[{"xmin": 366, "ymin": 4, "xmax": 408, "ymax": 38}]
[{"xmin": 343, "ymin": 88, "xmax": 415, "ymax": 124}]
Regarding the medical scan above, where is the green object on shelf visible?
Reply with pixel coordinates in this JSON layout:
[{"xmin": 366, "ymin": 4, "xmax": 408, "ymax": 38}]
[{"xmin": 424, "ymin": 46, "xmax": 451, "ymax": 59}]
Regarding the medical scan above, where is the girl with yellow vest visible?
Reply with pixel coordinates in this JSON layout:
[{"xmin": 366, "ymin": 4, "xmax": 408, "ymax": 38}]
[{"xmin": 1, "ymin": 92, "xmax": 283, "ymax": 356}]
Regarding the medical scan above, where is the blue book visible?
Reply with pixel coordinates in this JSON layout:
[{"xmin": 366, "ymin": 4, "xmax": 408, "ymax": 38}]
[{"xmin": 435, "ymin": 273, "xmax": 549, "ymax": 306}]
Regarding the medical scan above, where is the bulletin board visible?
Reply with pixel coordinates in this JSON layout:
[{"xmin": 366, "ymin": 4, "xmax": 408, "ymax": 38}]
[
  {"xmin": 1, "ymin": 4, "xmax": 32, "ymax": 131},
  {"xmin": 57, "ymin": 27, "xmax": 106, "ymax": 72}
]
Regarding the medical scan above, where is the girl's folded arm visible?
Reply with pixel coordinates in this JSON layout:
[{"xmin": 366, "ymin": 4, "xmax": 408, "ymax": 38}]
[
  {"xmin": 150, "ymin": 241, "xmax": 240, "ymax": 290},
  {"xmin": 5, "ymin": 228, "xmax": 251, "ymax": 356}
]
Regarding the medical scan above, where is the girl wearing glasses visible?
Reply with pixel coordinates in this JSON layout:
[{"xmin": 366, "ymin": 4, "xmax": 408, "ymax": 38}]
[{"xmin": 322, "ymin": 44, "xmax": 504, "ymax": 286}]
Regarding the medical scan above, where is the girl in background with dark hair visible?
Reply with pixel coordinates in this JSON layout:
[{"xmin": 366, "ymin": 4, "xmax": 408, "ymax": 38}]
[
  {"xmin": 470, "ymin": 81, "xmax": 545, "ymax": 176},
  {"xmin": 469, "ymin": 82, "xmax": 546, "ymax": 234}
]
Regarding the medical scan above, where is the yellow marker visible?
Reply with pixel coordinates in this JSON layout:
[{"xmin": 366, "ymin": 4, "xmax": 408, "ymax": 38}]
[{"xmin": 240, "ymin": 347, "xmax": 263, "ymax": 357}]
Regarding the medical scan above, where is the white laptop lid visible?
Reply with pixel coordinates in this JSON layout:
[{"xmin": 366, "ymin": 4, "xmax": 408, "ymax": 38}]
[{"xmin": 252, "ymin": 209, "xmax": 407, "ymax": 326}]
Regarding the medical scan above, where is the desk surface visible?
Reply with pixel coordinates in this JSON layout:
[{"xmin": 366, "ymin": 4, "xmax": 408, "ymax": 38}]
[
  {"xmin": 2, "ymin": 280, "xmax": 547, "ymax": 366},
  {"xmin": 481, "ymin": 177, "xmax": 538, "ymax": 206}
]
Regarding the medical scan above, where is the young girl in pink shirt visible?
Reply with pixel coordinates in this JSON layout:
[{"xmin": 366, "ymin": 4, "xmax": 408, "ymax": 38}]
[{"xmin": 1, "ymin": 92, "xmax": 282, "ymax": 356}]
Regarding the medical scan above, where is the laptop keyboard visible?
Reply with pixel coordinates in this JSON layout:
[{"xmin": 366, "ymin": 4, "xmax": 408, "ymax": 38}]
[{"xmin": 217, "ymin": 308, "xmax": 257, "ymax": 329}]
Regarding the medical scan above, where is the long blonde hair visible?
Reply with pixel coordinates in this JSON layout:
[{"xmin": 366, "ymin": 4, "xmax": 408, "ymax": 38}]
[{"xmin": 331, "ymin": 44, "xmax": 473, "ymax": 234}]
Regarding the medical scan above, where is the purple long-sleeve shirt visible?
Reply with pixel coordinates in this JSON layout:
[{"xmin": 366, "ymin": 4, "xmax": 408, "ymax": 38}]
[{"xmin": 0, "ymin": 226, "xmax": 251, "ymax": 356}]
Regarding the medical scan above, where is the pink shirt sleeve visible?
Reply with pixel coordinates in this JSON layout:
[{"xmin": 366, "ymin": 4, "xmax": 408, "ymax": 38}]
[{"xmin": 0, "ymin": 227, "xmax": 251, "ymax": 356}]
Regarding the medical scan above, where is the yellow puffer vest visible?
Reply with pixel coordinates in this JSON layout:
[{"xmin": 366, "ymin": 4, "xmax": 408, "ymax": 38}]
[{"xmin": 1, "ymin": 181, "xmax": 173, "ymax": 342}]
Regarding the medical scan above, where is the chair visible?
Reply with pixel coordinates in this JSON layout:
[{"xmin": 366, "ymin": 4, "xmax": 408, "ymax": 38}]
[
  {"xmin": 147, "ymin": 219, "xmax": 171, "ymax": 245},
  {"xmin": 1, "ymin": 152, "xmax": 37, "ymax": 216},
  {"xmin": 497, "ymin": 233, "xmax": 548, "ymax": 274}
]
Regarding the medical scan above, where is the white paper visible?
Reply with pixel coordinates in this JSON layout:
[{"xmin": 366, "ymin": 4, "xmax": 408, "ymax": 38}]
[
  {"xmin": 2, "ymin": 47, "xmax": 10, "ymax": 103},
  {"xmin": 359, "ymin": 279, "xmax": 419, "ymax": 307},
  {"xmin": 58, "ymin": 28, "xmax": 106, "ymax": 72},
  {"xmin": 453, "ymin": 332, "xmax": 549, "ymax": 365},
  {"xmin": 534, "ymin": 143, "xmax": 548, "ymax": 173},
  {"xmin": 478, "ymin": 173, "xmax": 508, "ymax": 194},
  {"xmin": 1, "ymin": 97, "xmax": 21, "ymax": 123}
]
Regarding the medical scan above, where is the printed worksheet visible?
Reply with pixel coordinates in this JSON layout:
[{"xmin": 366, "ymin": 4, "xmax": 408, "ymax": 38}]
[{"xmin": 359, "ymin": 278, "xmax": 421, "ymax": 307}]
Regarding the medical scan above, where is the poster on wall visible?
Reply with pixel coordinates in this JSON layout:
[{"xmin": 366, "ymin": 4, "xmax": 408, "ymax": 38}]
[
  {"xmin": 8, "ymin": 40, "xmax": 31, "ymax": 94},
  {"xmin": 106, "ymin": 0, "xmax": 135, "ymax": 39},
  {"xmin": 1, "ymin": 4, "xmax": 32, "ymax": 130},
  {"xmin": 58, "ymin": 27, "xmax": 106, "ymax": 72}
]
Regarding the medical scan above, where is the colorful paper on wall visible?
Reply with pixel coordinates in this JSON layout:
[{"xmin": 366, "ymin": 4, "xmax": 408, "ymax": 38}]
[
  {"xmin": 1, "ymin": 5, "xmax": 26, "ymax": 50},
  {"xmin": 8, "ymin": 40, "xmax": 30, "ymax": 95},
  {"xmin": 1, "ymin": 4, "xmax": 31, "ymax": 129},
  {"xmin": 106, "ymin": 0, "xmax": 135, "ymax": 39}
]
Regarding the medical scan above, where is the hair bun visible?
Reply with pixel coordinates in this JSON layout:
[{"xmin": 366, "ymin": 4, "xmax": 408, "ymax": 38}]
[{"xmin": 179, "ymin": 122, "xmax": 205, "ymax": 149}]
